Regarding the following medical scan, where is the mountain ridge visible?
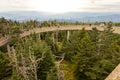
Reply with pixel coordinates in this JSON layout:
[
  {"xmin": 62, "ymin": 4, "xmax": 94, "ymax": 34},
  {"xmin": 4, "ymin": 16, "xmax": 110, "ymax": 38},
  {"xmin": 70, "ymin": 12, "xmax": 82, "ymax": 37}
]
[{"xmin": 0, "ymin": 11, "xmax": 120, "ymax": 22}]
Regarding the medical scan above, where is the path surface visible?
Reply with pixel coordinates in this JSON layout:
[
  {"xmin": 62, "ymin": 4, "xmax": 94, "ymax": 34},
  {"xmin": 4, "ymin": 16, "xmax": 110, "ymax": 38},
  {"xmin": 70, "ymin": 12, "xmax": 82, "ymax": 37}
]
[
  {"xmin": 105, "ymin": 64, "xmax": 120, "ymax": 80},
  {"xmin": 0, "ymin": 25, "xmax": 120, "ymax": 47}
]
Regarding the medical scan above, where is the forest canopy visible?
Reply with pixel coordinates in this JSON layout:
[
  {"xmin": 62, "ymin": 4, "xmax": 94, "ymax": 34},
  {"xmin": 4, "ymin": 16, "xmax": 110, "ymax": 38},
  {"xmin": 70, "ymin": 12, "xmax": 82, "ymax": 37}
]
[{"xmin": 0, "ymin": 18, "xmax": 120, "ymax": 80}]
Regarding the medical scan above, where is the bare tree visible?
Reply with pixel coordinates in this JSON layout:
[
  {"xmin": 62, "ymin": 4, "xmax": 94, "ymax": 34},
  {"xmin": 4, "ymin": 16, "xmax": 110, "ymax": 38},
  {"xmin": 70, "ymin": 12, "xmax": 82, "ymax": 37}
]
[
  {"xmin": 55, "ymin": 53, "xmax": 66, "ymax": 80},
  {"xmin": 7, "ymin": 45, "xmax": 45, "ymax": 80}
]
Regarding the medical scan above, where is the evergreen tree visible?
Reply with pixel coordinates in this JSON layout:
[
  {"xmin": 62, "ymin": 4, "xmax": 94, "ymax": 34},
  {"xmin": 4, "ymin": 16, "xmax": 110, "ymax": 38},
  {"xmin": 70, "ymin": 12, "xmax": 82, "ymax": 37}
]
[
  {"xmin": 74, "ymin": 32, "xmax": 97, "ymax": 80},
  {"xmin": 9, "ymin": 34, "xmax": 57, "ymax": 80},
  {"xmin": 0, "ymin": 51, "xmax": 12, "ymax": 79}
]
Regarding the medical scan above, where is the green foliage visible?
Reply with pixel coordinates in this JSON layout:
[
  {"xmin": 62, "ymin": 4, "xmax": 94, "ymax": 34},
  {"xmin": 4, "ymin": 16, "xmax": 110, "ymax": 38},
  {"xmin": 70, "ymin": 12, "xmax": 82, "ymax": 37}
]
[
  {"xmin": 62, "ymin": 31, "xmax": 79, "ymax": 61},
  {"xmin": 11, "ymin": 34, "xmax": 57, "ymax": 80},
  {"xmin": 36, "ymin": 43, "xmax": 55, "ymax": 80},
  {"xmin": 46, "ymin": 67, "xmax": 58, "ymax": 80},
  {"xmin": 45, "ymin": 37, "xmax": 59, "ymax": 55},
  {"xmin": 10, "ymin": 36, "xmax": 20, "ymax": 46},
  {"xmin": 10, "ymin": 26, "xmax": 22, "ymax": 35},
  {"xmin": 44, "ymin": 31, "xmax": 66, "ymax": 55},
  {"xmin": 74, "ymin": 32, "xmax": 97, "ymax": 80},
  {"xmin": 61, "ymin": 26, "xmax": 120, "ymax": 80},
  {"xmin": 62, "ymin": 29, "xmax": 88, "ymax": 61},
  {"xmin": 0, "ymin": 52, "xmax": 12, "ymax": 79},
  {"xmin": 1, "ymin": 17, "xmax": 120, "ymax": 80}
]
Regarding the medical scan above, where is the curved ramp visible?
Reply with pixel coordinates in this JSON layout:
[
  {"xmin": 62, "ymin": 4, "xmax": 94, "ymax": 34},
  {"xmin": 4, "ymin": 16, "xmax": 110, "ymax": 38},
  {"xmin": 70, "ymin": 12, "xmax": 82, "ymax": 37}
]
[
  {"xmin": 0, "ymin": 26, "xmax": 120, "ymax": 47},
  {"xmin": 105, "ymin": 64, "xmax": 120, "ymax": 80}
]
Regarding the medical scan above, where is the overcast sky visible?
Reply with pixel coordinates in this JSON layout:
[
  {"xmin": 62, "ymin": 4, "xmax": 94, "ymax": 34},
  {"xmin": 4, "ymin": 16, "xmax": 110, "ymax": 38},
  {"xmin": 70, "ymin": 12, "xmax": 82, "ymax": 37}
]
[{"xmin": 0, "ymin": 0, "xmax": 120, "ymax": 13}]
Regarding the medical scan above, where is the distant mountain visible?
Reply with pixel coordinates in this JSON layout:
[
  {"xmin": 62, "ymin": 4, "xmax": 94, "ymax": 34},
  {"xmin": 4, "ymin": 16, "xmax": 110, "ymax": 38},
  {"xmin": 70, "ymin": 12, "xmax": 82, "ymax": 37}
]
[{"xmin": 0, "ymin": 11, "xmax": 120, "ymax": 22}]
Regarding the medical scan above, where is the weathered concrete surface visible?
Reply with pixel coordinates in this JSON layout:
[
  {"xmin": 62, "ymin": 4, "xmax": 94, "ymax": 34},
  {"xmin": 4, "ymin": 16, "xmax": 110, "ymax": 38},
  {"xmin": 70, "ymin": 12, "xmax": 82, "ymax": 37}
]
[{"xmin": 105, "ymin": 64, "xmax": 120, "ymax": 80}]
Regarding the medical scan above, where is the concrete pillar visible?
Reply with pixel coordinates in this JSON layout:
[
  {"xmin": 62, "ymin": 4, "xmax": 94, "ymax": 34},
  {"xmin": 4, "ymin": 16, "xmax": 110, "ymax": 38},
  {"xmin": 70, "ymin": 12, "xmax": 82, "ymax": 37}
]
[
  {"xmin": 38, "ymin": 33, "xmax": 41, "ymax": 41},
  {"xmin": 52, "ymin": 32, "xmax": 55, "ymax": 43},
  {"xmin": 67, "ymin": 31, "xmax": 70, "ymax": 41}
]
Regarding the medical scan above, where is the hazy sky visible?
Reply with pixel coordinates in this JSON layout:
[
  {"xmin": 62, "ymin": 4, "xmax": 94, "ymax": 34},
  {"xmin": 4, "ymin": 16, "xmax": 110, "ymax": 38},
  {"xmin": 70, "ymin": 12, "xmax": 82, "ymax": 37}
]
[{"xmin": 0, "ymin": 0, "xmax": 120, "ymax": 13}]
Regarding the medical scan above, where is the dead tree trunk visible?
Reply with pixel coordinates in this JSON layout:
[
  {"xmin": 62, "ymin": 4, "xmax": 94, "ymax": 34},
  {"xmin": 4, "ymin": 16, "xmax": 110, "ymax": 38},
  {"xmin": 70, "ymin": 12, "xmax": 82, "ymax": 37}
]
[
  {"xmin": 55, "ymin": 53, "xmax": 66, "ymax": 80},
  {"xmin": 7, "ymin": 45, "xmax": 45, "ymax": 80}
]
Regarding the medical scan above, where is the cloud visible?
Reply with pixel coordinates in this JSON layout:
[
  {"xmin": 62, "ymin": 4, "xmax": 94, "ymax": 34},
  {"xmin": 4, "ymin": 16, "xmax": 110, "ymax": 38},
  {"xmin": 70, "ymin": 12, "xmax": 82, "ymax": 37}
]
[
  {"xmin": 0, "ymin": 0, "xmax": 120, "ymax": 12},
  {"xmin": 0, "ymin": 0, "xmax": 33, "ymax": 11},
  {"xmin": 79, "ymin": 0, "xmax": 120, "ymax": 12}
]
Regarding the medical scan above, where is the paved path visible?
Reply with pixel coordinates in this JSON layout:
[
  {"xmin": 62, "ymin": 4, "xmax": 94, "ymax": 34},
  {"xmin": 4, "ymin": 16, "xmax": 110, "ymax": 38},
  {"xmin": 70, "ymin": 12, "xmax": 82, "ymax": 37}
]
[
  {"xmin": 0, "ymin": 25, "xmax": 120, "ymax": 47},
  {"xmin": 105, "ymin": 64, "xmax": 120, "ymax": 80}
]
